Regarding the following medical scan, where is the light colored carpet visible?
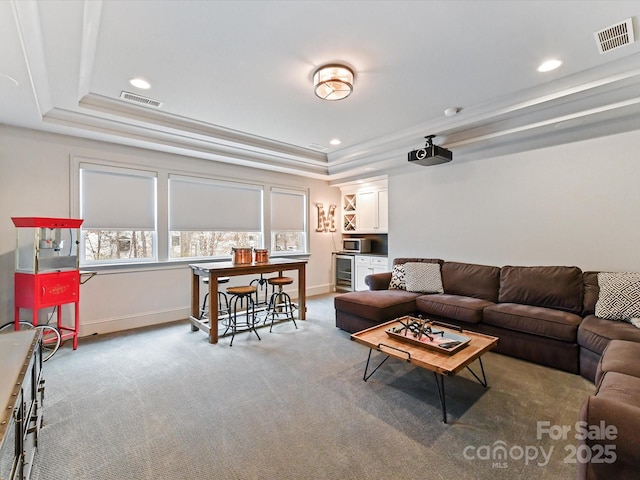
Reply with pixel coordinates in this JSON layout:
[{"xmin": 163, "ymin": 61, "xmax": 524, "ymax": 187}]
[{"xmin": 30, "ymin": 293, "xmax": 594, "ymax": 479}]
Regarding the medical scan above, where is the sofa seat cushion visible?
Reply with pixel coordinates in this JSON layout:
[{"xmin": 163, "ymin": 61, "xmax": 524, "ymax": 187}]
[
  {"xmin": 334, "ymin": 290, "xmax": 421, "ymax": 323},
  {"xmin": 483, "ymin": 303, "xmax": 581, "ymax": 342},
  {"xmin": 595, "ymin": 340, "xmax": 640, "ymax": 385},
  {"xmin": 577, "ymin": 314, "xmax": 640, "ymax": 355},
  {"xmin": 416, "ymin": 294, "xmax": 494, "ymax": 324},
  {"xmin": 595, "ymin": 371, "xmax": 640, "ymax": 407}
]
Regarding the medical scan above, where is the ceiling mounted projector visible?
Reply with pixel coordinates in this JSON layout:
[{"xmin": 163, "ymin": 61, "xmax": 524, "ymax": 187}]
[{"xmin": 408, "ymin": 135, "xmax": 452, "ymax": 166}]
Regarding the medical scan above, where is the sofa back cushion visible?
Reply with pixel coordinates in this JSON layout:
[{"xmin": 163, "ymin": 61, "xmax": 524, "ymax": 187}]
[
  {"xmin": 582, "ymin": 271, "xmax": 600, "ymax": 316},
  {"xmin": 498, "ymin": 265, "xmax": 583, "ymax": 314},
  {"xmin": 393, "ymin": 258, "xmax": 443, "ymax": 266},
  {"xmin": 441, "ymin": 261, "xmax": 501, "ymax": 302}
]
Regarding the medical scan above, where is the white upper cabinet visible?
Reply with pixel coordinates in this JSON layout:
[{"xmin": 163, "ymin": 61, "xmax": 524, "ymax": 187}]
[{"xmin": 339, "ymin": 178, "xmax": 388, "ymax": 234}]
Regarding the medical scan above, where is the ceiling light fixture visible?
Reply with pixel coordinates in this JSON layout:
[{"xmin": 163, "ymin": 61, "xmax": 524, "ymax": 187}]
[
  {"xmin": 129, "ymin": 77, "xmax": 151, "ymax": 89},
  {"xmin": 329, "ymin": 139, "xmax": 341, "ymax": 145},
  {"xmin": 537, "ymin": 59, "xmax": 562, "ymax": 72},
  {"xmin": 313, "ymin": 64, "xmax": 354, "ymax": 101}
]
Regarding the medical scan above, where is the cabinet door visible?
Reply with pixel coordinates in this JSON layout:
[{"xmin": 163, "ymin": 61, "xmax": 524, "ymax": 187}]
[
  {"xmin": 37, "ymin": 271, "xmax": 79, "ymax": 307},
  {"xmin": 356, "ymin": 191, "xmax": 377, "ymax": 232},
  {"xmin": 354, "ymin": 255, "xmax": 371, "ymax": 291},
  {"xmin": 356, "ymin": 190, "xmax": 388, "ymax": 233},
  {"xmin": 355, "ymin": 264, "xmax": 371, "ymax": 291},
  {"xmin": 377, "ymin": 190, "xmax": 388, "ymax": 233},
  {"xmin": 371, "ymin": 256, "xmax": 388, "ymax": 274}
]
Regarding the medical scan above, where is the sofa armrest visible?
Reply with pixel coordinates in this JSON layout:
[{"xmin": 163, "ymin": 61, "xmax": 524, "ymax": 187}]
[{"xmin": 365, "ymin": 272, "xmax": 392, "ymax": 290}]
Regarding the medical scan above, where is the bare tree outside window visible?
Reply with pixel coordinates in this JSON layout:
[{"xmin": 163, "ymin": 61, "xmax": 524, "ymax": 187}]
[
  {"xmin": 169, "ymin": 231, "xmax": 261, "ymax": 259},
  {"xmin": 84, "ymin": 230, "xmax": 154, "ymax": 261}
]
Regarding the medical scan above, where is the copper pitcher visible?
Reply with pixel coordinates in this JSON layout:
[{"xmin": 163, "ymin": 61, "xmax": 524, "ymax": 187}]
[{"xmin": 231, "ymin": 247, "xmax": 253, "ymax": 264}]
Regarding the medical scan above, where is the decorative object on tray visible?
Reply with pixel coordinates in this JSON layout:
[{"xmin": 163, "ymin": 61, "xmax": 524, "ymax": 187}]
[{"xmin": 386, "ymin": 315, "xmax": 471, "ymax": 354}]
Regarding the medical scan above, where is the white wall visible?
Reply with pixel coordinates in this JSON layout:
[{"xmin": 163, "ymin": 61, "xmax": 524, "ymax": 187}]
[
  {"xmin": 388, "ymin": 129, "xmax": 640, "ymax": 272},
  {"xmin": 0, "ymin": 125, "xmax": 340, "ymax": 335}
]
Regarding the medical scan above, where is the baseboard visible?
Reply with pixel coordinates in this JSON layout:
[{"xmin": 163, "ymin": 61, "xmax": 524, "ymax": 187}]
[
  {"xmin": 79, "ymin": 285, "xmax": 335, "ymax": 337},
  {"xmin": 79, "ymin": 308, "xmax": 188, "ymax": 337}
]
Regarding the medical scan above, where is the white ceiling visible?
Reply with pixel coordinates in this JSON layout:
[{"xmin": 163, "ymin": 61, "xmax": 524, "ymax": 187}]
[{"xmin": 2, "ymin": 0, "xmax": 640, "ymax": 181}]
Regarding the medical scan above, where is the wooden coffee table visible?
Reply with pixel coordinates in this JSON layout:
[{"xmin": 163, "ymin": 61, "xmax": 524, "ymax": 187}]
[{"xmin": 351, "ymin": 316, "xmax": 499, "ymax": 423}]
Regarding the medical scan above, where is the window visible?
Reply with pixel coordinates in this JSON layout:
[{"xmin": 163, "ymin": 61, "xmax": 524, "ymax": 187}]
[
  {"xmin": 73, "ymin": 157, "xmax": 309, "ymax": 267},
  {"xmin": 80, "ymin": 164, "xmax": 157, "ymax": 264},
  {"xmin": 169, "ymin": 175, "xmax": 263, "ymax": 259},
  {"xmin": 270, "ymin": 187, "xmax": 307, "ymax": 253}
]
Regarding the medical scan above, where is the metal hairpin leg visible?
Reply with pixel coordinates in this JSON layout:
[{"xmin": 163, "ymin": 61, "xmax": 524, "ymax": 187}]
[
  {"xmin": 433, "ymin": 373, "xmax": 447, "ymax": 423},
  {"xmin": 362, "ymin": 344, "xmax": 411, "ymax": 381},
  {"xmin": 466, "ymin": 357, "xmax": 488, "ymax": 387},
  {"xmin": 434, "ymin": 358, "xmax": 488, "ymax": 424},
  {"xmin": 363, "ymin": 349, "xmax": 390, "ymax": 381}
]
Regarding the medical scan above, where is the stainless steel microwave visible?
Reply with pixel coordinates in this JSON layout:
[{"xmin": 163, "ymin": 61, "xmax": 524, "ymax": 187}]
[{"xmin": 342, "ymin": 238, "xmax": 371, "ymax": 253}]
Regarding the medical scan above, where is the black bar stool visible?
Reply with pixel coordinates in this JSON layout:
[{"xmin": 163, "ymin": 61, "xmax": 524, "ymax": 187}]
[
  {"xmin": 265, "ymin": 277, "xmax": 298, "ymax": 332},
  {"xmin": 250, "ymin": 274, "xmax": 270, "ymax": 308},
  {"xmin": 199, "ymin": 277, "xmax": 230, "ymax": 321},
  {"xmin": 224, "ymin": 285, "xmax": 261, "ymax": 346}
]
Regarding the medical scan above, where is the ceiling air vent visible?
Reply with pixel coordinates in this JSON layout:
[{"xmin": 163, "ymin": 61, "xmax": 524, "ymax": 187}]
[
  {"xmin": 306, "ymin": 143, "xmax": 328, "ymax": 152},
  {"xmin": 119, "ymin": 91, "xmax": 163, "ymax": 108},
  {"xmin": 594, "ymin": 18, "xmax": 635, "ymax": 54}
]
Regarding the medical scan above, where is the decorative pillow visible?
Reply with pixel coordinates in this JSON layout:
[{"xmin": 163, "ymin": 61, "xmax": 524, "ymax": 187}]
[
  {"xmin": 389, "ymin": 264, "xmax": 406, "ymax": 290},
  {"xmin": 595, "ymin": 272, "xmax": 640, "ymax": 329},
  {"xmin": 404, "ymin": 262, "xmax": 444, "ymax": 293}
]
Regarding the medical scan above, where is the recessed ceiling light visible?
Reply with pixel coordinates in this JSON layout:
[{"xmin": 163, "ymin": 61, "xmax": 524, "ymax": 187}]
[
  {"xmin": 329, "ymin": 139, "xmax": 341, "ymax": 146},
  {"xmin": 129, "ymin": 77, "xmax": 151, "ymax": 89},
  {"xmin": 537, "ymin": 59, "xmax": 562, "ymax": 73}
]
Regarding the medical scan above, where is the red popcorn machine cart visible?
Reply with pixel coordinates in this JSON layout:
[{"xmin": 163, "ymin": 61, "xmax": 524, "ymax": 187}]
[{"xmin": 12, "ymin": 217, "xmax": 84, "ymax": 349}]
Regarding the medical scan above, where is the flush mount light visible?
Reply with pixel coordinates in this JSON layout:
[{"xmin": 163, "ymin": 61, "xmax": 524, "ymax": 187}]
[
  {"xmin": 314, "ymin": 64, "xmax": 354, "ymax": 101},
  {"xmin": 537, "ymin": 59, "xmax": 562, "ymax": 72},
  {"xmin": 329, "ymin": 138, "xmax": 341, "ymax": 145},
  {"xmin": 129, "ymin": 77, "xmax": 151, "ymax": 89}
]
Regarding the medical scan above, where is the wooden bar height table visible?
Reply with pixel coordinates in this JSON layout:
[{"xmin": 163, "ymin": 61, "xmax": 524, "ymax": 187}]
[{"xmin": 188, "ymin": 258, "xmax": 307, "ymax": 344}]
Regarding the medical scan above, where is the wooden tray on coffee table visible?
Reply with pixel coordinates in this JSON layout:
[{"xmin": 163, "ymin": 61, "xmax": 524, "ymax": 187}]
[{"xmin": 386, "ymin": 316, "xmax": 471, "ymax": 354}]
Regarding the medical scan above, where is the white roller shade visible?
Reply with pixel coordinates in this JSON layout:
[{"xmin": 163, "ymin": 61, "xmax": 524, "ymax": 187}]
[
  {"xmin": 169, "ymin": 176, "xmax": 262, "ymax": 231},
  {"xmin": 271, "ymin": 188, "xmax": 306, "ymax": 231},
  {"xmin": 80, "ymin": 165, "xmax": 156, "ymax": 230}
]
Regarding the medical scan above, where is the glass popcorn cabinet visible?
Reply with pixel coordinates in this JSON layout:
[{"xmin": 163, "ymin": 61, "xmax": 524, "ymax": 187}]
[{"xmin": 12, "ymin": 217, "xmax": 84, "ymax": 349}]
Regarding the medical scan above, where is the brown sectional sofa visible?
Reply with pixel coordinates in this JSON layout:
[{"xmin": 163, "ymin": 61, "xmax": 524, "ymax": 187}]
[
  {"xmin": 334, "ymin": 258, "xmax": 640, "ymax": 479},
  {"xmin": 578, "ymin": 340, "xmax": 640, "ymax": 480},
  {"xmin": 336, "ymin": 258, "xmax": 594, "ymax": 374}
]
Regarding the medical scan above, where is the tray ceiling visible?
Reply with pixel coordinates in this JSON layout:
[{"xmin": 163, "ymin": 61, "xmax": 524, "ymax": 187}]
[{"xmin": 1, "ymin": 1, "xmax": 640, "ymax": 181}]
